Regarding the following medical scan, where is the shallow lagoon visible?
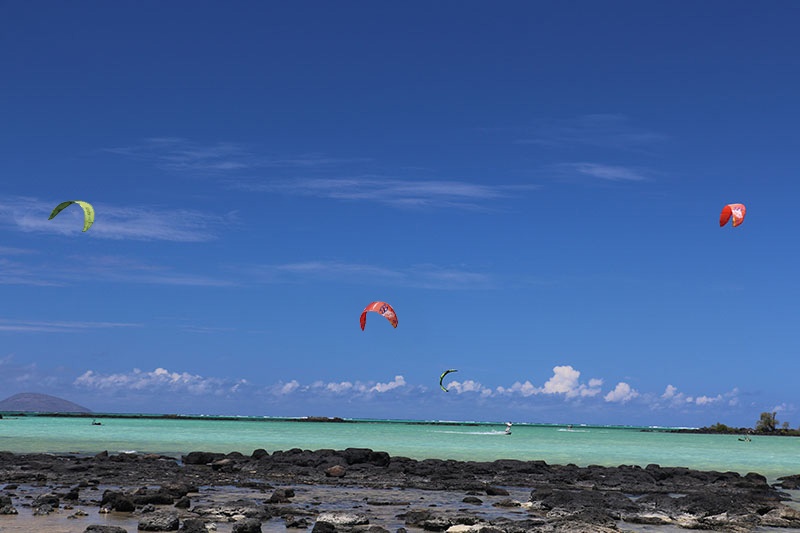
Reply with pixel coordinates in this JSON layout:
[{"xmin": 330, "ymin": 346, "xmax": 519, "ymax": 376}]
[{"xmin": 1, "ymin": 415, "xmax": 797, "ymax": 480}]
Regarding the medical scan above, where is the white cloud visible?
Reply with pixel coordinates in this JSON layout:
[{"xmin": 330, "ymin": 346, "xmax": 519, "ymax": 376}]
[
  {"xmin": 695, "ymin": 395, "xmax": 722, "ymax": 405},
  {"xmin": 662, "ymin": 384, "xmax": 678, "ymax": 399},
  {"xmin": 541, "ymin": 365, "xmax": 578, "ymax": 394},
  {"xmin": 277, "ymin": 380, "xmax": 299, "ymax": 395},
  {"xmin": 657, "ymin": 385, "xmax": 739, "ymax": 408},
  {"xmin": 446, "ymin": 380, "xmax": 493, "ymax": 397},
  {"xmin": 371, "ymin": 375, "xmax": 406, "ymax": 393},
  {"xmin": 325, "ymin": 381, "xmax": 354, "ymax": 393},
  {"xmin": 495, "ymin": 366, "xmax": 602, "ymax": 399},
  {"xmin": 298, "ymin": 375, "xmax": 410, "ymax": 396},
  {"xmin": 74, "ymin": 367, "xmax": 247, "ymax": 395},
  {"xmin": 541, "ymin": 365, "xmax": 603, "ymax": 398},
  {"xmin": 604, "ymin": 382, "xmax": 639, "ymax": 403},
  {"xmin": 50, "ymin": 362, "xmax": 759, "ymax": 415},
  {"xmin": 496, "ymin": 380, "xmax": 538, "ymax": 397}
]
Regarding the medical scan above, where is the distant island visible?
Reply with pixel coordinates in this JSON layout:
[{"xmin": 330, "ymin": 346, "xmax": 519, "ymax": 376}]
[
  {"xmin": 0, "ymin": 392, "xmax": 92, "ymax": 414},
  {"xmin": 673, "ymin": 411, "xmax": 800, "ymax": 437}
]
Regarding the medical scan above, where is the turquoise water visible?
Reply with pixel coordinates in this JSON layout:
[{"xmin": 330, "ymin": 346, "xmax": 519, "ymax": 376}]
[{"xmin": 1, "ymin": 416, "xmax": 798, "ymax": 481}]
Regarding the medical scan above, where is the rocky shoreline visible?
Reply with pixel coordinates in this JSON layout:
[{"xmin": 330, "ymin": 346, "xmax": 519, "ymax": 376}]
[{"xmin": 1, "ymin": 448, "xmax": 799, "ymax": 532}]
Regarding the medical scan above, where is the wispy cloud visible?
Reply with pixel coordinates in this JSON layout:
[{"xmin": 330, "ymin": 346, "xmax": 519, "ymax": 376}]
[
  {"xmin": 234, "ymin": 176, "xmax": 536, "ymax": 211},
  {"xmin": 106, "ymin": 138, "xmax": 254, "ymax": 172},
  {"xmin": 517, "ymin": 114, "xmax": 666, "ymax": 151},
  {"xmin": 0, "ymin": 355, "xmax": 62, "ymax": 389},
  {"xmin": 238, "ymin": 260, "xmax": 493, "ymax": 290},
  {"xmin": 772, "ymin": 403, "xmax": 795, "ymax": 415},
  {"xmin": 553, "ymin": 162, "xmax": 651, "ymax": 182},
  {"xmin": 106, "ymin": 138, "xmax": 368, "ymax": 173},
  {"xmin": 0, "ymin": 257, "xmax": 65, "ymax": 286},
  {"xmin": 107, "ymin": 138, "xmax": 537, "ymax": 210},
  {"xmin": 7, "ymin": 254, "xmax": 483, "ymax": 290},
  {"xmin": 65, "ymin": 255, "xmax": 236, "ymax": 286},
  {"xmin": 74, "ymin": 367, "xmax": 248, "ymax": 395},
  {"xmin": 0, "ymin": 245, "xmax": 37, "ymax": 255},
  {"xmin": 176, "ymin": 325, "xmax": 237, "ymax": 334},
  {"xmin": 0, "ymin": 196, "xmax": 231, "ymax": 241},
  {"xmin": 0, "ymin": 318, "xmax": 140, "ymax": 333},
  {"xmin": 0, "ymin": 253, "xmax": 235, "ymax": 288}
]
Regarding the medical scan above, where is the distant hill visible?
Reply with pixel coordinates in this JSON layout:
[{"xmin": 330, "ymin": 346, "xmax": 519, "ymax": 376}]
[{"xmin": 0, "ymin": 392, "xmax": 92, "ymax": 413}]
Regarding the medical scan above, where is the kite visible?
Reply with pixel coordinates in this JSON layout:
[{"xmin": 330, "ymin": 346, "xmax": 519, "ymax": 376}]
[
  {"xmin": 439, "ymin": 369, "xmax": 458, "ymax": 392},
  {"xmin": 49, "ymin": 201, "xmax": 95, "ymax": 232},
  {"xmin": 719, "ymin": 203, "xmax": 746, "ymax": 228},
  {"xmin": 360, "ymin": 301, "xmax": 398, "ymax": 330}
]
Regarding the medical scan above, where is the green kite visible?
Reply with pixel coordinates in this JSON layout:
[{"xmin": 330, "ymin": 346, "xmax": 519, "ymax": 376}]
[
  {"xmin": 439, "ymin": 369, "xmax": 458, "ymax": 392},
  {"xmin": 49, "ymin": 201, "xmax": 95, "ymax": 232}
]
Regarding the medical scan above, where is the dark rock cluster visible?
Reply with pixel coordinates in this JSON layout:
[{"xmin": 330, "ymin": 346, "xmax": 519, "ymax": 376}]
[{"xmin": 0, "ymin": 448, "xmax": 798, "ymax": 532}]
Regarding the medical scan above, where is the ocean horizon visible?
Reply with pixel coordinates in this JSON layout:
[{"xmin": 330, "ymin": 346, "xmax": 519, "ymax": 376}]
[{"xmin": 0, "ymin": 410, "xmax": 702, "ymax": 429}]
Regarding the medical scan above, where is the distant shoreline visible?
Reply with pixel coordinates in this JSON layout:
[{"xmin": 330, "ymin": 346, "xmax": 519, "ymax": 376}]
[
  {"xmin": 0, "ymin": 412, "xmax": 689, "ymax": 430},
  {"xmin": 0, "ymin": 412, "xmax": 496, "ymax": 426},
  {"xmin": 7, "ymin": 412, "xmax": 799, "ymax": 437},
  {"xmin": 669, "ymin": 426, "xmax": 800, "ymax": 437}
]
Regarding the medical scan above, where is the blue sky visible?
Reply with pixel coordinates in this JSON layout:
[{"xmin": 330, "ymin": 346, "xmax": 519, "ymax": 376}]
[{"xmin": 1, "ymin": 1, "xmax": 798, "ymax": 427}]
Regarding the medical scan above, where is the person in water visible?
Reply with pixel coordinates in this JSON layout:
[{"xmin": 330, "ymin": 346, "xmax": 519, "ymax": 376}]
[{"xmin": 504, "ymin": 422, "xmax": 512, "ymax": 435}]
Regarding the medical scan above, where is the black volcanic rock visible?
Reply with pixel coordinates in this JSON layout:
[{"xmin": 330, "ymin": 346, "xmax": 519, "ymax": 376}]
[
  {"xmin": 0, "ymin": 448, "xmax": 798, "ymax": 532},
  {"xmin": 0, "ymin": 392, "xmax": 91, "ymax": 413}
]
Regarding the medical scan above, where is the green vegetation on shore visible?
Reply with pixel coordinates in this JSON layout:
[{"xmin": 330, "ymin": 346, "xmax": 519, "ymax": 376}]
[{"xmin": 679, "ymin": 412, "xmax": 800, "ymax": 437}]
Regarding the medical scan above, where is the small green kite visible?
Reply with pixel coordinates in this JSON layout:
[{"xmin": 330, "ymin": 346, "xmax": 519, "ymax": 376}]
[
  {"xmin": 49, "ymin": 201, "xmax": 95, "ymax": 232},
  {"xmin": 439, "ymin": 369, "xmax": 458, "ymax": 392}
]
